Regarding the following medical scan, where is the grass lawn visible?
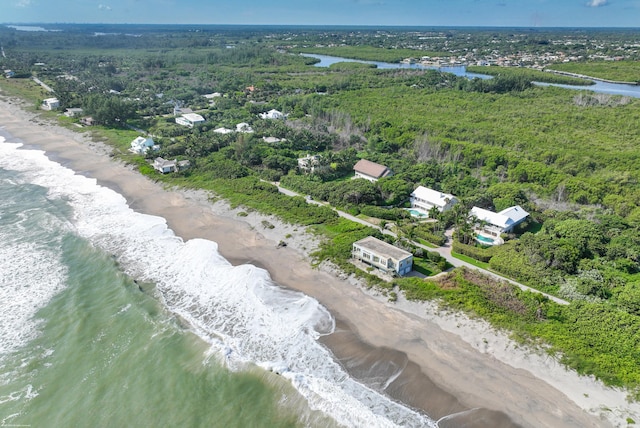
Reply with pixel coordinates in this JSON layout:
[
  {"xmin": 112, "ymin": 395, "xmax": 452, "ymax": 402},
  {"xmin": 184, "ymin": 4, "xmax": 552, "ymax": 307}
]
[{"xmin": 451, "ymin": 251, "xmax": 490, "ymax": 269}]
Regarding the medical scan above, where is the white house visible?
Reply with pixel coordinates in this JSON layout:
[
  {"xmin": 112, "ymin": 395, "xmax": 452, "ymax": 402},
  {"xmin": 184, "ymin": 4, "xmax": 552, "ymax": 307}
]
[
  {"xmin": 153, "ymin": 157, "xmax": 190, "ymax": 174},
  {"xmin": 213, "ymin": 127, "xmax": 234, "ymax": 134},
  {"xmin": 470, "ymin": 205, "xmax": 530, "ymax": 242},
  {"xmin": 263, "ymin": 136, "xmax": 283, "ymax": 144},
  {"xmin": 130, "ymin": 136, "xmax": 157, "ymax": 155},
  {"xmin": 259, "ymin": 109, "xmax": 286, "ymax": 120},
  {"xmin": 203, "ymin": 92, "xmax": 222, "ymax": 99},
  {"xmin": 352, "ymin": 236, "xmax": 413, "ymax": 277},
  {"xmin": 236, "ymin": 122, "xmax": 254, "ymax": 133},
  {"xmin": 41, "ymin": 98, "xmax": 60, "ymax": 111},
  {"xmin": 353, "ymin": 159, "xmax": 393, "ymax": 182},
  {"xmin": 4, "ymin": 70, "xmax": 15, "ymax": 78},
  {"xmin": 63, "ymin": 107, "xmax": 84, "ymax": 118},
  {"xmin": 175, "ymin": 113, "xmax": 205, "ymax": 128},
  {"xmin": 410, "ymin": 186, "xmax": 458, "ymax": 215}
]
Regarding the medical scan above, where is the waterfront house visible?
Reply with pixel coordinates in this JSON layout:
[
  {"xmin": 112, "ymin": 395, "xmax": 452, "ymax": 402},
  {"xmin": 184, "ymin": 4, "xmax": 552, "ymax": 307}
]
[
  {"xmin": 41, "ymin": 98, "xmax": 60, "ymax": 111},
  {"xmin": 353, "ymin": 159, "xmax": 393, "ymax": 182},
  {"xmin": 352, "ymin": 236, "xmax": 413, "ymax": 277},
  {"xmin": 63, "ymin": 107, "xmax": 83, "ymax": 118},
  {"xmin": 153, "ymin": 157, "xmax": 190, "ymax": 174},
  {"xmin": 175, "ymin": 113, "xmax": 205, "ymax": 128},
  {"xmin": 410, "ymin": 186, "xmax": 458, "ymax": 215},
  {"xmin": 470, "ymin": 205, "xmax": 529, "ymax": 243},
  {"xmin": 130, "ymin": 136, "xmax": 157, "ymax": 155},
  {"xmin": 259, "ymin": 109, "xmax": 286, "ymax": 120}
]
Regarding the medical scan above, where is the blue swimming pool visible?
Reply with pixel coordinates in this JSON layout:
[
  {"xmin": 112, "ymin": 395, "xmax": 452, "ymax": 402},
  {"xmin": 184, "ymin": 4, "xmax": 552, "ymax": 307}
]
[
  {"xmin": 407, "ymin": 209, "xmax": 428, "ymax": 218},
  {"xmin": 476, "ymin": 234, "xmax": 495, "ymax": 244}
]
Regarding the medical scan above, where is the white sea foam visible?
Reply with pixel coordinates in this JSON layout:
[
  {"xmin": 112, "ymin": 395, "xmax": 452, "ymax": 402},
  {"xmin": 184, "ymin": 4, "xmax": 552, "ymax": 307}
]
[
  {"xmin": 0, "ymin": 139, "xmax": 435, "ymax": 427},
  {"xmin": 0, "ymin": 138, "xmax": 69, "ymax": 360}
]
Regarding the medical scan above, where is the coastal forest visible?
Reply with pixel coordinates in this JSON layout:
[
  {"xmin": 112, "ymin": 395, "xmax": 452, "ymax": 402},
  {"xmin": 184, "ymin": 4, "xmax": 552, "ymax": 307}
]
[{"xmin": 1, "ymin": 24, "xmax": 640, "ymax": 398}]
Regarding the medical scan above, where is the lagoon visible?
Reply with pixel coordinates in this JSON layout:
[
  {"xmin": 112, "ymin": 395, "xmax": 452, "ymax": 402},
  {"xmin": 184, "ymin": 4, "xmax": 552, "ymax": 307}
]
[{"xmin": 302, "ymin": 53, "xmax": 640, "ymax": 98}]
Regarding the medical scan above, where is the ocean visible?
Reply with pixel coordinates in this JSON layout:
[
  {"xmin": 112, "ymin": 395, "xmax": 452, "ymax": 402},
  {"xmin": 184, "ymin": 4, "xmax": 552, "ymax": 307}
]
[{"xmin": 0, "ymin": 133, "xmax": 434, "ymax": 427}]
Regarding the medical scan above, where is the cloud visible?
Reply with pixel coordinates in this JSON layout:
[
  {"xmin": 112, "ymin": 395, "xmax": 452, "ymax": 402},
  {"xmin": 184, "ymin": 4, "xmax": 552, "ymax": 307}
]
[
  {"xmin": 16, "ymin": 0, "xmax": 32, "ymax": 7},
  {"xmin": 586, "ymin": 0, "xmax": 609, "ymax": 6},
  {"xmin": 98, "ymin": 4, "xmax": 112, "ymax": 10}
]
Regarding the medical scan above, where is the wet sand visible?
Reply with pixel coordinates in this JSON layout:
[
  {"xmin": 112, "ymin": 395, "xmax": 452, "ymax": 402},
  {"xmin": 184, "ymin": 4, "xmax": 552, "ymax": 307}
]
[{"xmin": 0, "ymin": 95, "xmax": 627, "ymax": 427}]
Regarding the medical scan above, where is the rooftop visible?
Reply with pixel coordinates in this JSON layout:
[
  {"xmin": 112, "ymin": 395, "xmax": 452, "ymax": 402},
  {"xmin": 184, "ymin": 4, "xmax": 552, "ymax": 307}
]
[
  {"xmin": 353, "ymin": 159, "xmax": 392, "ymax": 179},
  {"xmin": 470, "ymin": 205, "xmax": 529, "ymax": 229},
  {"xmin": 411, "ymin": 186, "xmax": 456, "ymax": 208},
  {"xmin": 181, "ymin": 113, "xmax": 205, "ymax": 122},
  {"xmin": 354, "ymin": 236, "xmax": 412, "ymax": 261}
]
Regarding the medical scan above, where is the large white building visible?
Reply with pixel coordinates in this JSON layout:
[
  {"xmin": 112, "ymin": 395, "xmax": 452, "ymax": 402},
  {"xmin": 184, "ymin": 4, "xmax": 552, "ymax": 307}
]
[
  {"xmin": 41, "ymin": 98, "xmax": 60, "ymax": 111},
  {"xmin": 410, "ymin": 186, "xmax": 458, "ymax": 215},
  {"xmin": 470, "ymin": 205, "xmax": 530, "ymax": 243},
  {"xmin": 175, "ymin": 113, "xmax": 205, "ymax": 128},
  {"xmin": 130, "ymin": 136, "xmax": 157, "ymax": 155},
  {"xmin": 352, "ymin": 236, "xmax": 413, "ymax": 277},
  {"xmin": 259, "ymin": 109, "xmax": 286, "ymax": 120}
]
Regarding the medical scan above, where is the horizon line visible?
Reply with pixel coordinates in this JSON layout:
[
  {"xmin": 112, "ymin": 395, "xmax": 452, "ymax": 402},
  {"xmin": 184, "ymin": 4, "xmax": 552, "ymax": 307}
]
[{"xmin": 3, "ymin": 22, "xmax": 640, "ymax": 30}]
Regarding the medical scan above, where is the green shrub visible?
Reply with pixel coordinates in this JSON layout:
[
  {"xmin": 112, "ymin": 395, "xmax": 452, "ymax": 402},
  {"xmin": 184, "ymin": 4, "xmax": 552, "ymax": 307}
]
[{"xmin": 452, "ymin": 241, "xmax": 494, "ymax": 263}]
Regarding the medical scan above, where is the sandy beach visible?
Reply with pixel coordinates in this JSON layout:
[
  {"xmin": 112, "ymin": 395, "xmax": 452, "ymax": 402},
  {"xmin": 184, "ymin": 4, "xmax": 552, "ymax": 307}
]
[{"xmin": 1, "ymin": 94, "xmax": 637, "ymax": 427}]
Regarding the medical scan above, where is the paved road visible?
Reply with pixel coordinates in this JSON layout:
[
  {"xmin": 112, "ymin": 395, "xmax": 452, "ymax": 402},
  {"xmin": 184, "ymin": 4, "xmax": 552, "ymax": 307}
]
[
  {"xmin": 32, "ymin": 77, "xmax": 54, "ymax": 93},
  {"xmin": 271, "ymin": 181, "xmax": 569, "ymax": 305}
]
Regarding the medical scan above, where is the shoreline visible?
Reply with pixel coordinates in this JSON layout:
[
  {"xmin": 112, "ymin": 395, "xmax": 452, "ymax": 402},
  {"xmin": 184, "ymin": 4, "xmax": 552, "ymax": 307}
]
[{"xmin": 0, "ymin": 95, "xmax": 635, "ymax": 427}]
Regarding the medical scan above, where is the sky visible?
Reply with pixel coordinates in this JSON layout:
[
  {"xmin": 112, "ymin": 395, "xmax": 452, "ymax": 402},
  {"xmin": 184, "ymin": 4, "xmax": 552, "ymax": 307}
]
[{"xmin": 2, "ymin": 0, "xmax": 639, "ymax": 27}]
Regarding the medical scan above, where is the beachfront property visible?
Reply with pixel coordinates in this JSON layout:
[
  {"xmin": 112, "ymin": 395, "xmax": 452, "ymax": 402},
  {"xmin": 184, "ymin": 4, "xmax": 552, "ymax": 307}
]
[
  {"xmin": 236, "ymin": 122, "xmax": 254, "ymax": 133},
  {"xmin": 63, "ymin": 107, "xmax": 84, "ymax": 118},
  {"xmin": 353, "ymin": 159, "xmax": 393, "ymax": 182},
  {"xmin": 130, "ymin": 136, "xmax": 157, "ymax": 155},
  {"xmin": 259, "ymin": 109, "xmax": 286, "ymax": 120},
  {"xmin": 470, "ymin": 205, "xmax": 530, "ymax": 244},
  {"xmin": 175, "ymin": 113, "xmax": 205, "ymax": 128},
  {"xmin": 410, "ymin": 186, "xmax": 458, "ymax": 216},
  {"xmin": 153, "ymin": 157, "xmax": 190, "ymax": 174},
  {"xmin": 41, "ymin": 98, "xmax": 60, "ymax": 111},
  {"xmin": 352, "ymin": 236, "xmax": 413, "ymax": 277}
]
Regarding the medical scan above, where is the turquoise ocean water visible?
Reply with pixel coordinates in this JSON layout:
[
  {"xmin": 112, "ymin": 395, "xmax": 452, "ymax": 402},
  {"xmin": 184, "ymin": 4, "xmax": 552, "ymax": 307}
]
[{"xmin": 0, "ymin": 134, "xmax": 433, "ymax": 427}]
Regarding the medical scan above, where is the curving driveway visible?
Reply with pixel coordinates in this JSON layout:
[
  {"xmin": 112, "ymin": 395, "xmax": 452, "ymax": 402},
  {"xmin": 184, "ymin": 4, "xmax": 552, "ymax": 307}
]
[{"xmin": 271, "ymin": 181, "xmax": 569, "ymax": 305}]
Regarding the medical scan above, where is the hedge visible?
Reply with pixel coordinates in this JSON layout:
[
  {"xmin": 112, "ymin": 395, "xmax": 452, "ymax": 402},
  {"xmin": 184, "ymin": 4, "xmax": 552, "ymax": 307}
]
[{"xmin": 452, "ymin": 241, "xmax": 494, "ymax": 263}]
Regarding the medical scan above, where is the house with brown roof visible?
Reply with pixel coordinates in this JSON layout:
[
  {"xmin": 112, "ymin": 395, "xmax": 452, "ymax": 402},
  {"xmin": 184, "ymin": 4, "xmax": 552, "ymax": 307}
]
[{"xmin": 353, "ymin": 159, "xmax": 393, "ymax": 182}]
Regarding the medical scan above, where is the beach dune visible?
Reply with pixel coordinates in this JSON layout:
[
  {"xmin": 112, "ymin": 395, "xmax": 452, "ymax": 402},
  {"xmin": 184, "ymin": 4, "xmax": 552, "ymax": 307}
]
[{"xmin": 1, "ymin": 95, "xmax": 634, "ymax": 427}]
